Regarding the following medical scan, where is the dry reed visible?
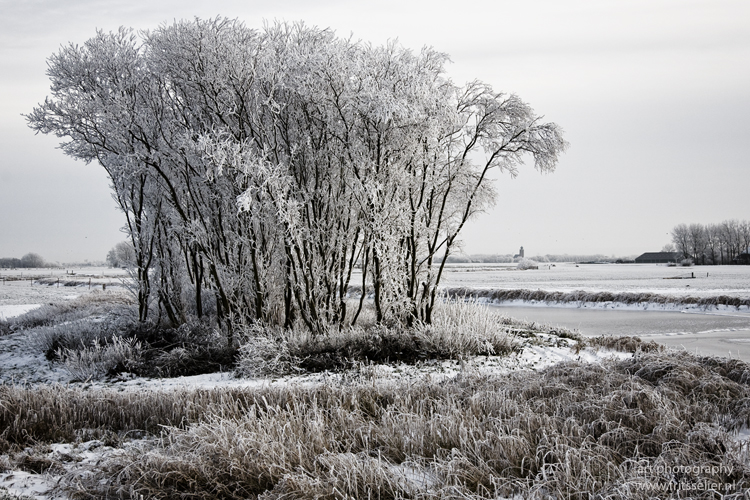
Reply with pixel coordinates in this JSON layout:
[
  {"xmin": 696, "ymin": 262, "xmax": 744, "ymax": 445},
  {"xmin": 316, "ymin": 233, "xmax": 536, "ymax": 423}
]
[
  {"xmin": 2, "ymin": 350, "xmax": 746, "ymax": 499},
  {"xmin": 446, "ymin": 287, "xmax": 750, "ymax": 310}
]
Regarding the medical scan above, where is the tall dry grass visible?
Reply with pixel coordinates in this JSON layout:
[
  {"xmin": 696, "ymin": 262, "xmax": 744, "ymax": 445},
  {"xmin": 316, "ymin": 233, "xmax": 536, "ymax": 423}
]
[
  {"xmin": 235, "ymin": 300, "xmax": 522, "ymax": 376},
  {"xmin": 2, "ymin": 350, "xmax": 747, "ymax": 499}
]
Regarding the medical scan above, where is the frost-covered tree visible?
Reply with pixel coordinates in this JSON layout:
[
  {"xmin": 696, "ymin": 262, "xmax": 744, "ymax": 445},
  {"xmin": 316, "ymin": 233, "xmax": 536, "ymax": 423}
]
[
  {"xmin": 688, "ymin": 223, "xmax": 708, "ymax": 264},
  {"xmin": 106, "ymin": 241, "xmax": 136, "ymax": 268},
  {"xmin": 671, "ymin": 223, "xmax": 691, "ymax": 260},
  {"xmin": 28, "ymin": 18, "xmax": 567, "ymax": 336},
  {"xmin": 671, "ymin": 220, "xmax": 750, "ymax": 265},
  {"xmin": 20, "ymin": 253, "xmax": 45, "ymax": 268}
]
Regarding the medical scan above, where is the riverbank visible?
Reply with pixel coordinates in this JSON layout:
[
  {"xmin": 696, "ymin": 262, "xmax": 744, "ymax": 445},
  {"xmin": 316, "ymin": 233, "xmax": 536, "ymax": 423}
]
[{"xmin": 490, "ymin": 304, "xmax": 750, "ymax": 361}]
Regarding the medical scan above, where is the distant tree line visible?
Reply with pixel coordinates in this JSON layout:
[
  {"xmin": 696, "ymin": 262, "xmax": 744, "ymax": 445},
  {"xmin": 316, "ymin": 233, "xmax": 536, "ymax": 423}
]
[
  {"xmin": 0, "ymin": 253, "xmax": 47, "ymax": 268},
  {"xmin": 671, "ymin": 220, "xmax": 750, "ymax": 265},
  {"xmin": 442, "ymin": 253, "xmax": 626, "ymax": 264}
]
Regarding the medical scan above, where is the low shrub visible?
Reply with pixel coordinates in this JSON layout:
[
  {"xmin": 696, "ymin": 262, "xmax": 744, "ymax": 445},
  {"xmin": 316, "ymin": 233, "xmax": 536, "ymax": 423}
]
[
  {"xmin": 586, "ymin": 335, "xmax": 664, "ymax": 354},
  {"xmin": 31, "ymin": 314, "xmax": 136, "ymax": 361},
  {"xmin": 516, "ymin": 258, "xmax": 539, "ymax": 270},
  {"xmin": 236, "ymin": 301, "xmax": 522, "ymax": 375},
  {"xmin": 137, "ymin": 341, "xmax": 236, "ymax": 379},
  {"xmin": 235, "ymin": 324, "xmax": 300, "ymax": 377},
  {"xmin": 0, "ymin": 487, "xmax": 36, "ymax": 500},
  {"xmin": 57, "ymin": 336, "xmax": 142, "ymax": 381},
  {"xmin": 123, "ymin": 320, "xmax": 235, "ymax": 378},
  {"xmin": 20, "ymin": 298, "xmax": 233, "ymax": 380}
]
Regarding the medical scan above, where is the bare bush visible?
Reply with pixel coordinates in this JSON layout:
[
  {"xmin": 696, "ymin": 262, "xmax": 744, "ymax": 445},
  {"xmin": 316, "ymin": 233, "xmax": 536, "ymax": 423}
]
[
  {"xmin": 57, "ymin": 336, "xmax": 142, "ymax": 381},
  {"xmin": 586, "ymin": 335, "xmax": 663, "ymax": 354},
  {"xmin": 30, "ymin": 313, "xmax": 137, "ymax": 361},
  {"xmin": 126, "ymin": 320, "xmax": 234, "ymax": 378},
  {"xmin": 235, "ymin": 302, "xmax": 520, "ymax": 375},
  {"xmin": 17, "ymin": 295, "xmax": 232, "ymax": 378},
  {"xmin": 516, "ymin": 258, "xmax": 539, "ymax": 270},
  {"xmin": 234, "ymin": 325, "xmax": 300, "ymax": 378}
]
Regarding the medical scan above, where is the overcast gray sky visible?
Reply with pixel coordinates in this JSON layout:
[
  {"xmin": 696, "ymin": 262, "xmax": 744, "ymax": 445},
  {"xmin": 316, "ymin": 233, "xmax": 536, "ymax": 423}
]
[{"xmin": 1, "ymin": 0, "xmax": 748, "ymax": 263}]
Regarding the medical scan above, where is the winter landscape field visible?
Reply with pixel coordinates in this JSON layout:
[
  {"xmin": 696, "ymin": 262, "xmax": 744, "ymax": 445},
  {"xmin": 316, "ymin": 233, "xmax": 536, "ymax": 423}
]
[
  {"xmin": 440, "ymin": 262, "xmax": 750, "ymax": 299},
  {"xmin": 441, "ymin": 263, "xmax": 750, "ymax": 361},
  {"xmin": 2, "ymin": 11, "xmax": 749, "ymax": 499},
  {"xmin": 2, "ymin": 263, "xmax": 750, "ymax": 498}
]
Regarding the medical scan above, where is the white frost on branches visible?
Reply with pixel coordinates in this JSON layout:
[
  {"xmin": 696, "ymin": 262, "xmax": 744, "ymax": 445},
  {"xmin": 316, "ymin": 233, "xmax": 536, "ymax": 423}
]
[{"xmin": 27, "ymin": 18, "xmax": 567, "ymax": 334}]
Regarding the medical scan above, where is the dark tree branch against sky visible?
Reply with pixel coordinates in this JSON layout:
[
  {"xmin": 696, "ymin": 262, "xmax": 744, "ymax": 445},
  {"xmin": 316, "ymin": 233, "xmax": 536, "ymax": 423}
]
[{"xmin": 1, "ymin": 0, "xmax": 749, "ymax": 262}]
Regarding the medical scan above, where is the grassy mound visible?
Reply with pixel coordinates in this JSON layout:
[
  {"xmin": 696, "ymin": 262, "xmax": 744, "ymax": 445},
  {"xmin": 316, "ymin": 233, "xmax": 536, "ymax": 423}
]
[
  {"xmin": 10, "ymin": 297, "xmax": 527, "ymax": 381},
  {"xmin": 235, "ymin": 300, "xmax": 524, "ymax": 376}
]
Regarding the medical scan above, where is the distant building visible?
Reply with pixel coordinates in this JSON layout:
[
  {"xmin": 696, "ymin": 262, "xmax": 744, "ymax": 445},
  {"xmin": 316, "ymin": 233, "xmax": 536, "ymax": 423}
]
[
  {"xmin": 733, "ymin": 252, "xmax": 750, "ymax": 265},
  {"xmin": 634, "ymin": 252, "xmax": 680, "ymax": 264},
  {"xmin": 513, "ymin": 246, "xmax": 524, "ymax": 259}
]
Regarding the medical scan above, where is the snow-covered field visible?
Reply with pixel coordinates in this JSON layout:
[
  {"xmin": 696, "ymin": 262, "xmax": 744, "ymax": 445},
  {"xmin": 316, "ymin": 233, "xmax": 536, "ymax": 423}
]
[
  {"xmin": 0, "ymin": 266, "xmax": 128, "ymax": 279},
  {"xmin": 0, "ymin": 267, "xmax": 129, "ymax": 309},
  {"xmin": 0, "ymin": 304, "xmax": 39, "ymax": 321},
  {"xmin": 438, "ymin": 263, "xmax": 750, "ymax": 360},
  {"xmin": 0, "ymin": 301, "xmax": 635, "ymax": 499},
  {"xmin": 438, "ymin": 262, "xmax": 750, "ymax": 298},
  {"xmin": 2, "ymin": 267, "xmax": 750, "ymax": 498}
]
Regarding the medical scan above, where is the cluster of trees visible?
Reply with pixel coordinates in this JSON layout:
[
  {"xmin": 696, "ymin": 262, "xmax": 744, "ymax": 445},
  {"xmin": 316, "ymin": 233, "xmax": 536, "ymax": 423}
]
[
  {"xmin": 106, "ymin": 241, "xmax": 136, "ymax": 268},
  {"xmin": 0, "ymin": 253, "xmax": 46, "ymax": 269},
  {"xmin": 28, "ymin": 18, "xmax": 565, "ymax": 335},
  {"xmin": 670, "ymin": 220, "xmax": 750, "ymax": 265}
]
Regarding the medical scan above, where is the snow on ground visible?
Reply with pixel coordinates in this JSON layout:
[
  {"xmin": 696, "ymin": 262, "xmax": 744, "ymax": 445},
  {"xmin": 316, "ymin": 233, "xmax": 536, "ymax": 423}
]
[
  {"xmin": 1, "ymin": 470, "xmax": 58, "ymax": 500},
  {"xmin": 0, "ymin": 329, "xmax": 71, "ymax": 386},
  {"xmin": 0, "ymin": 268, "xmax": 129, "ymax": 307},
  {"xmin": 0, "ymin": 280, "xmax": 126, "ymax": 307},
  {"xmin": 2, "ymin": 267, "xmax": 749, "ymax": 498},
  {"xmin": 0, "ymin": 334, "xmax": 746, "ymax": 500},
  {"xmin": 0, "ymin": 267, "xmax": 128, "ymax": 279},
  {"xmin": 0, "ymin": 327, "xmax": 637, "ymax": 499},
  {"xmin": 0, "ymin": 440, "xmax": 133, "ymax": 500},
  {"xmin": 0, "ymin": 304, "xmax": 40, "ymax": 321},
  {"xmin": 438, "ymin": 262, "xmax": 750, "ymax": 299},
  {"xmin": 97, "ymin": 339, "xmax": 633, "ymax": 392}
]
